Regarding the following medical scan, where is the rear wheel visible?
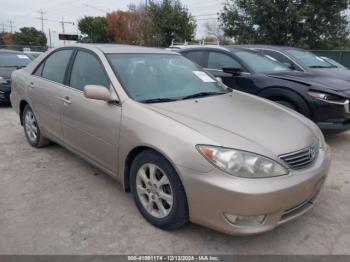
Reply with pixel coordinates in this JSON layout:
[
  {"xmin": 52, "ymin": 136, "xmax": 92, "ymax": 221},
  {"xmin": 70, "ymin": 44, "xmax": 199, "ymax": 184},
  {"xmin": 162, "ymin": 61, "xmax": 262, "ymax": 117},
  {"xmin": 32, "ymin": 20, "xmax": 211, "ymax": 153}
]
[
  {"xmin": 23, "ymin": 105, "xmax": 50, "ymax": 147},
  {"xmin": 130, "ymin": 150, "xmax": 188, "ymax": 230}
]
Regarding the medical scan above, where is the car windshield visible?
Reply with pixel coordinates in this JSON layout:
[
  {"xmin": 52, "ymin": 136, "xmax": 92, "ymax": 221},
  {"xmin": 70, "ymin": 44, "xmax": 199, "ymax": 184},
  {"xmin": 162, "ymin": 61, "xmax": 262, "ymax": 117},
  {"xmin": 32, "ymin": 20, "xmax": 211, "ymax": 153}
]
[
  {"xmin": 107, "ymin": 53, "xmax": 228, "ymax": 102},
  {"xmin": 0, "ymin": 52, "xmax": 31, "ymax": 67},
  {"xmin": 234, "ymin": 50, "xmax": 291, "ymax": 73},
  {"xmin": 321, "ymin": 57, "xmax": 347, "ymax": 69},
  {"xmin": 286, "ymin": 49, "xmax": 336, "ymax": 68}
]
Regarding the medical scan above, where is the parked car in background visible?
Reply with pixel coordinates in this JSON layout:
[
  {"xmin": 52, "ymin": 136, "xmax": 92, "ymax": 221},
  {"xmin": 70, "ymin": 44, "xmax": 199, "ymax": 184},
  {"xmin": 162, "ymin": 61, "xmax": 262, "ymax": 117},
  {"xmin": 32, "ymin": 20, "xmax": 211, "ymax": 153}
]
[
  {"xmin": 11, "ymin": 44, "xmax": 330, "ymax": 235},
  {"xmin": 24, "ymin": 51, "xmax": 43, "ymax": 60},
  {"xmin": 173, "ymin": 45, "xmax": 350, "ymax": 132},
  {"xmin": 320, "ymin": 56, "xmax": 348, "ymax": 70},
  {"xmin": 0, "ymin": 49, "xmax": 31, "ymax": 105},
  {"xmin": 240, "ymin": 45, "xmax": 350, "ymax": 81}
]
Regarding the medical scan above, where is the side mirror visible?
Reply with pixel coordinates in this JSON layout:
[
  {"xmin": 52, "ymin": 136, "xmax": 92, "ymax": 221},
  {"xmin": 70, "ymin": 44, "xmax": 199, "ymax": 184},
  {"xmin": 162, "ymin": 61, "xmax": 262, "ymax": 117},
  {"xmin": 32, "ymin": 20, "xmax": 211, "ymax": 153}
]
[
  {"xmin": 83, "ymin": 85, "xmax": 114, "ymax": 102},
  {"xmin": 223, "ymin": 67, "xmax": 242, "ymax": 76},
  {"xmin": 283, "ymin": 62, "xmax": 294, "ymax": 70}
]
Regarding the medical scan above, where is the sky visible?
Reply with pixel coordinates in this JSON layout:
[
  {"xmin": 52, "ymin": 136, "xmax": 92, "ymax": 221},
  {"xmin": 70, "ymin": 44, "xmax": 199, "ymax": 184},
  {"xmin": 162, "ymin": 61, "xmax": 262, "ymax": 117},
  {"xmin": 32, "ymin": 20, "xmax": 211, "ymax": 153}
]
[{"xmin": 0, "ymin": 0, "xmax": 224, "ymax": 47}]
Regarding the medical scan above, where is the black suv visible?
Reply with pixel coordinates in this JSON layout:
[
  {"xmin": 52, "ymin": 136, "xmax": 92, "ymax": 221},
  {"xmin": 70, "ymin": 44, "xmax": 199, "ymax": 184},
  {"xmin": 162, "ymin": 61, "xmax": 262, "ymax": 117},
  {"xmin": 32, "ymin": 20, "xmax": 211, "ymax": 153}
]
[
  {"xmin": 0, "ymin": 49, "xmax": 32, "ymax": 105},
  {"xmin": 172, "ymin": 45, "xmax": 350, "ymax": 132}
]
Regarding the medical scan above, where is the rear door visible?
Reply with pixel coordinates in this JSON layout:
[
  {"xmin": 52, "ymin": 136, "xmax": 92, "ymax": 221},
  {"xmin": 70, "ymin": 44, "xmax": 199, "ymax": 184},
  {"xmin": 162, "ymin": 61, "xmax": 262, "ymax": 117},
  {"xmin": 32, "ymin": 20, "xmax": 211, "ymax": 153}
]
[
  {"xmin": 61, "ymin": 48, "xmax": 121, "ymax": 172},
  {"xmin": 29, "ymin": 48, "xmax": 74, "ymax": 143}
]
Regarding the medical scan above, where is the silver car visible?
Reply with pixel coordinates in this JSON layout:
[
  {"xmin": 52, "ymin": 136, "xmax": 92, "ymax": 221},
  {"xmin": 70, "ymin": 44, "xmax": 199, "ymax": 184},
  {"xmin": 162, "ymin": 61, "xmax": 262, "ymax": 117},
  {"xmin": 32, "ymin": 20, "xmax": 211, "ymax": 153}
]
[{"xmin": 10, "ymin": 44, "xmax": 331, "ymax": 235}]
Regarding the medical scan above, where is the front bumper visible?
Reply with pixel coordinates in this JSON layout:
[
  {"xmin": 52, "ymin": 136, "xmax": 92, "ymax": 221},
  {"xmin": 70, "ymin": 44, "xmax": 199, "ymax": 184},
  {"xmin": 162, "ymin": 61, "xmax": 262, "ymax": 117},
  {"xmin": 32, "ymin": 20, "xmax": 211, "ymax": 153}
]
[
  {"xmin": 178, "ymin": 145, "xmax": 331, "ymax": 235},
  {"xmin": 312, "ymin": 99, "xmax": 350, "ymax": 132},
  {"xmin": 0, "ymin": 83, "xmax": 11, "ymax": 105}
]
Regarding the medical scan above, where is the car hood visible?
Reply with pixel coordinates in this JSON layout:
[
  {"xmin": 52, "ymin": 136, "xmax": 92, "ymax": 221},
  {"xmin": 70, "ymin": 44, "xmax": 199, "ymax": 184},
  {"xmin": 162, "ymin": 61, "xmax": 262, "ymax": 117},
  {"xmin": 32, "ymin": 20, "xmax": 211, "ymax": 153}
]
[
  {"xmin": 147, "ymin": 92, "xmax": 316, "ymax": 157},
  {"xmin": 267, "ymin": 71, "xmax": 350, "ymax": 92},
  {"xmin": 308, "ymin": 68, "xmax": 350, "ymax": 82}
]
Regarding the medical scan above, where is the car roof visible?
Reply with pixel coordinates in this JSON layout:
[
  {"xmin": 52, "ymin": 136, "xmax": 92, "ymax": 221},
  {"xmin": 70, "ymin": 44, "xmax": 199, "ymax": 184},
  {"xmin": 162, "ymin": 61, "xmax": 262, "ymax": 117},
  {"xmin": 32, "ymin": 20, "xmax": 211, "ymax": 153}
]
[
  {"xmin": 0, "ymin": 49, "xmax": 23, "ymax": 54},
  {"xmin": 234, "ymin": 44, "xmax": 304, "ymax": 52},
  {"xmin": 168, "ymin": 45, "xmax": 253, "ymax": 52},
  {"xmin": 65, "ymin": 44, "xmax": 177, "ymax": 55}
]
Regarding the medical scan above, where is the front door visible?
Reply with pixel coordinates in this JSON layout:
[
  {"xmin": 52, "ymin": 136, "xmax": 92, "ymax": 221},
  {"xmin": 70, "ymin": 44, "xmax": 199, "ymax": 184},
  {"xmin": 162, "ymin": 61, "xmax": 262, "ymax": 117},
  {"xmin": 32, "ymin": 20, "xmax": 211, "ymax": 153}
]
[{"xmin": 61, "ymin": 49, "xmax": 121, "ymax": 172}]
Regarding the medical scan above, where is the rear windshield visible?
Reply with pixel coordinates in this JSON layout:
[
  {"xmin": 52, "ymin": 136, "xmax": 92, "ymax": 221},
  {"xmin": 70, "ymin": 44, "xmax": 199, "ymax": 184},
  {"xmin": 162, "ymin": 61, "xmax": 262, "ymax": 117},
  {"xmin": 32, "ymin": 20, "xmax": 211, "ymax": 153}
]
[{"xmin": 0, "ymin": 52, "xmax": 31, "ymax": 67}]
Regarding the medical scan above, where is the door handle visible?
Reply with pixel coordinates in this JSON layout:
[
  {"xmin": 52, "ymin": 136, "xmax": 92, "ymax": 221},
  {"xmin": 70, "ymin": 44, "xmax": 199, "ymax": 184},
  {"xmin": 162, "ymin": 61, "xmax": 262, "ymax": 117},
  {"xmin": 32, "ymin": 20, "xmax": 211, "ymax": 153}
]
[
  {"xmin": 28, "ymin": 82, "xmax": 35, "ymax": 89},
  {"xmin": 61, "ymin": 96, "xmax": 71, "ymax": 104}
]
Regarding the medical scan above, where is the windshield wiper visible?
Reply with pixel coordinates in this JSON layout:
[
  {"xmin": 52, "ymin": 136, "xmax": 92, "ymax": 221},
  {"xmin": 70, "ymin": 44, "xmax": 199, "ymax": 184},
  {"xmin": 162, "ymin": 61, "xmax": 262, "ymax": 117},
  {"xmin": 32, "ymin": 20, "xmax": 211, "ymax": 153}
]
[
  {"xmin": 309, "ymin": 65, "xmax": 335, "ymax": 69},
  {"xmin": 180, "ymin": 91, "xmax": 228, "ymax": 100},
  {"xmin": 140, "ymin": 98, "xmax": 179, "ymax": 103}
]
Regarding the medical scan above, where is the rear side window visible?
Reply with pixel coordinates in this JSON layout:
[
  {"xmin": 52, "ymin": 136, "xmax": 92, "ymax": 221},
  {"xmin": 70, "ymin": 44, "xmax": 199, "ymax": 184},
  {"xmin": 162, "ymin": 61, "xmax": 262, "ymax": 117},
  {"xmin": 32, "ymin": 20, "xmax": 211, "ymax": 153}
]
[
  {"xmin": 41, "ymin": 49, "xmax": 73, "ymax": 84},
  {"xmin": 184, "ymin": 51, "xmax": 206, "ymax": 67},
  {"xmin": 208, "ymin": 52, "xmax": 242, "ymax": 70},
  {"xmin": 69, "ymin": 50, "xmax": 109, "ymax": 91}
]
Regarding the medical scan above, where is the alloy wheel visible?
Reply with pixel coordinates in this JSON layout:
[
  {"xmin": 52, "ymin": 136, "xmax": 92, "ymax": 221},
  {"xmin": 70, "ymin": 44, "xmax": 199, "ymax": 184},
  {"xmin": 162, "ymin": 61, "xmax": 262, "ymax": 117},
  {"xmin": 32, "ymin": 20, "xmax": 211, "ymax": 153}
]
[
  {"xmin": 24, "ymin": 110, "xmax": 38, "ymax": 143},
  {"xmin": 136, "ymin": 163, "xmax": 173, "ymax": 219}
]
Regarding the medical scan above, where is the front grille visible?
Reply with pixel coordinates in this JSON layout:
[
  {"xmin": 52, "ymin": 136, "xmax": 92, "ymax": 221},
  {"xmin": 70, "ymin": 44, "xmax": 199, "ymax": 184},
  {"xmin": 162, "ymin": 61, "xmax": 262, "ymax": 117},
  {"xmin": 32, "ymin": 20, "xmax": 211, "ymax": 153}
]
[{"xmin": 279, "ymin": 142, "xmax": 319, "ymax": 170}]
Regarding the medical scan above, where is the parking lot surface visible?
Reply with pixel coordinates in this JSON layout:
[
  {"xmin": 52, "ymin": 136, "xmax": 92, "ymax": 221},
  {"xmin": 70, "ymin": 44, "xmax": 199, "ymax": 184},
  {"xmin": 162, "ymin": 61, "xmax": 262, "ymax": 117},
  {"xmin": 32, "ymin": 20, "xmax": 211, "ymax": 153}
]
[{"xmin": 1, "ymin": 106, "xmax": 350, "ymax": 255}]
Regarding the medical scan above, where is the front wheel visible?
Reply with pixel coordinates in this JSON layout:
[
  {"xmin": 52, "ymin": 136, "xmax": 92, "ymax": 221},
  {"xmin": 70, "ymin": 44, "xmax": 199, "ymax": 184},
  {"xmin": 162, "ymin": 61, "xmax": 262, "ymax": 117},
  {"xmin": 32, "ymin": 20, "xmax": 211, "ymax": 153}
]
[
  {"xmin": 22, "ymin": 105, "xmax": 50, "ymax": 147},
  {"xmin": 274, "ymin": 100, "xmax": 297, "ymax": 111},
  {"xmin": 130, "ymin": 150, "xmax": 188, "ymax": 230}
]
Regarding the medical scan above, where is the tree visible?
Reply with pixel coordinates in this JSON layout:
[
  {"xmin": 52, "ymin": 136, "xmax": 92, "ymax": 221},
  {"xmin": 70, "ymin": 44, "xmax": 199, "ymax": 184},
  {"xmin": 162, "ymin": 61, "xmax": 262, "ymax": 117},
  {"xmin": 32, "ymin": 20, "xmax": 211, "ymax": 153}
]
[
  {"xmin": 147, "ymin": 0, "xmax": 196, "ymax": 47},
  {"xmin": 0, "ymin": 32, "xmax": 13, "ymax": 45},
  {"xmin": 12, "ymin": 27, "xmax": 47, "ymax": 46},
  {"xmin": 106, "ymin": 10, "xmax": 144, "ymax": 45},
  {"xmin": 219, "ymin": 0, "xmax": 350, "ymax": 49},
  {"xmin": 78, "ymin": 16, "xmax": 109, "ymax": 43}
]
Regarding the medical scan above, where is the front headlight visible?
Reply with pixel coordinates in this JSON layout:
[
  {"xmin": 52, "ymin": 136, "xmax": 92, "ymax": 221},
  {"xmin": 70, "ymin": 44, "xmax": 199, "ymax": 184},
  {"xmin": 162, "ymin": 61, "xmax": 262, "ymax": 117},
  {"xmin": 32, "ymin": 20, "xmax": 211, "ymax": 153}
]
[
  {"xmin": 197, "ymin": 145, "xmax": 289, "ymax": 178},
  {"xmin": 0, "ymin": 76, "xmax": 7, "ymax": 84},
  {"xmin": 308, "ymin": 91, "xmax": 347, "ymax": 104}
]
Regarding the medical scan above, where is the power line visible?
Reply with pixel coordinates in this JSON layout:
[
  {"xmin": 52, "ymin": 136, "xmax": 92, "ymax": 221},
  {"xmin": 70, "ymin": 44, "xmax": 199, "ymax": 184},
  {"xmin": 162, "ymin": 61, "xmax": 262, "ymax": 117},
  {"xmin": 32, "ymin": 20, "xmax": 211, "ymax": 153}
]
[
  {"xmin": 196, "ymin": 17, "xmax": 219, "ymax": 21},
  {"xmin": 194, "ymin": 13, "xmax": 218, "ymax": 17},
  {"xmin": 7, "ymin": 20, "xmax": 14, "ymax": 33},
  {"xmin": 59, "ymin": 17, "xmax": 75, "ymax": 44},
  {"xmin": 36, "ymin": 9, "xmax": 48, "ymax": 32},
  {"xmin": 83, "ymin": 3, "xmax": 110, "ymax": 13}
]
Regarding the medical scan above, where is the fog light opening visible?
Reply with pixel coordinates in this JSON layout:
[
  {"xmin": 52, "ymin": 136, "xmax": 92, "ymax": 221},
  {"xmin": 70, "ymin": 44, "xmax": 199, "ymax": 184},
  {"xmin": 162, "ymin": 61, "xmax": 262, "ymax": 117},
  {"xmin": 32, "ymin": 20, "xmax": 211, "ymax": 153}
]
[{"xmin": 224, "ymin": 213, "xmax": 266, "ymax": 227}]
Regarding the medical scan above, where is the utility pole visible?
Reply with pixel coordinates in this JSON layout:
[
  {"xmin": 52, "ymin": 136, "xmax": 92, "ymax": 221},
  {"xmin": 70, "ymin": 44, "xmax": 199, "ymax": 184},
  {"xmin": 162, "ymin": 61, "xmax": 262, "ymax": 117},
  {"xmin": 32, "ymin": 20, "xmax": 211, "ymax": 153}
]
[
  {"xmin": 8, "ymin": 20, "xmax": 14, "ymax": 33},
  {"xmin": 48, "ymin": 28, "xmax": 52, "ymax": 48},
  {"xmin": 36, "ymin": 9, "xmax": 48, "ymax": 32},
  {"xmin": 59, "ymin": 17, "xmax": 75, "ymax": 45},
  {"xmin": 1, "ymin": 23, "xmax": 5, "ymax": 33}
]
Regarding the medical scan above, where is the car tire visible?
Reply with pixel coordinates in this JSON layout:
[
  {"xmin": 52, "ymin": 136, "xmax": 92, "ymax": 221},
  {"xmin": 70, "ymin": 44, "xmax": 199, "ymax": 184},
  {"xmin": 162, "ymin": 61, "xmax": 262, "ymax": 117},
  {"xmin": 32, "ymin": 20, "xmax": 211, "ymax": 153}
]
[
  {"xmin": 22, "ymin": 105, "xmax": 50, "ymax": 148},
  {"xmin": 274, "ymin": 97, "xmax": 310, "ymax": 118},
  {"xmin": 130, "ymin": 149, "xmax": 189, "ymax": 230},
  {"xmin": 274, "ymin": 100, "xmax": 297, "ymax": 110}
]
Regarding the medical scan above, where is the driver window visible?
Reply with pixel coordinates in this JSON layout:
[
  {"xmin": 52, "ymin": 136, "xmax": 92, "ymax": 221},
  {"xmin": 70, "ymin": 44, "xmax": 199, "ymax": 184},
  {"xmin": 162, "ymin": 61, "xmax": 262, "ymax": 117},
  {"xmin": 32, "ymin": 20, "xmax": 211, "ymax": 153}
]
[
  {"xmin": 69, "ymin": 50, "xmax": 110, "ymax": 91},
  {"xmin": 208, "ymin": 52, "xmax": 242, "ymax": 70}
]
